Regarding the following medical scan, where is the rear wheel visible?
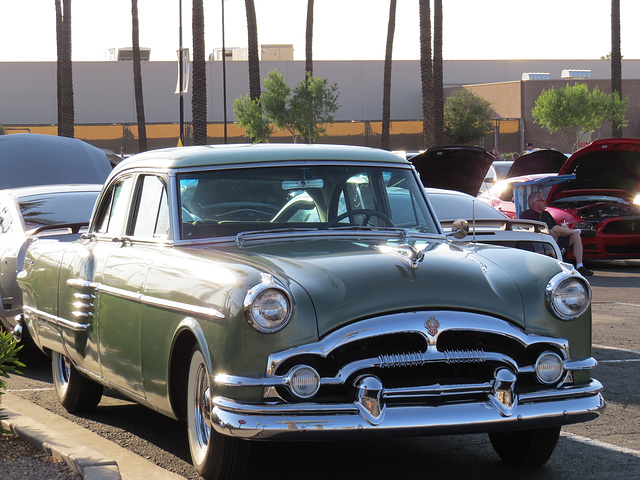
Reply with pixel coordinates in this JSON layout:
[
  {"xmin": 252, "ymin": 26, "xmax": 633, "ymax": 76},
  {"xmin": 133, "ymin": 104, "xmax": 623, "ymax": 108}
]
[
  {"xmin": 51, "ymin": 351, "xmax": 103, "ymax": 413},
  {"xmin": 489, "ymin": 426, "xmax": 561, "ymax": 466},
  {"xmin": 186, "ymin": 345, "xmax": 250, "ymax": 480}
]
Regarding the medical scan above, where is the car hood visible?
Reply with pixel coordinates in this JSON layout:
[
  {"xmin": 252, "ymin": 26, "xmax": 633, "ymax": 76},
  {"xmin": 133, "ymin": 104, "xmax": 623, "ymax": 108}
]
[
  {"xmin": 410, "ymin": 146, "xmax": 495, "ymax": 196},
  {"xmin": 212, "ymin": 236, "xmax": 562, "ymax": 338},
  {"xmin": 548, "ymin": 138, "xmax": 640, "ymax": 203},
  {"xmin": 506, "ymin": 149, "xmax": 567, "ymax": 178}
]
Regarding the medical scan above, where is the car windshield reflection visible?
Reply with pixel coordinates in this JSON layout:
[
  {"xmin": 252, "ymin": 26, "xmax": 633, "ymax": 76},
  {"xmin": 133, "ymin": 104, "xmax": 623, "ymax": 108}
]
[{"xmin": 178, "ymin": 165, "xmax": 438, "ymax": 239}]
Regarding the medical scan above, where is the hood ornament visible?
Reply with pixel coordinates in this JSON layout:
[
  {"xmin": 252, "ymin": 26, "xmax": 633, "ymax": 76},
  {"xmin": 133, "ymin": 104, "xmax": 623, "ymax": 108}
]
[{"xmin": 376, "ymin": 243, "xmax": 426, "ymax": 269}]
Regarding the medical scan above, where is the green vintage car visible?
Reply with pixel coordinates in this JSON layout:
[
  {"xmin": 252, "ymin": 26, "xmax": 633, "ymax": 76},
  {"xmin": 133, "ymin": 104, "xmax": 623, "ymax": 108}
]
[{"xmin": 16, "ymin": 144, "xmax": 604, "ymax": 479}]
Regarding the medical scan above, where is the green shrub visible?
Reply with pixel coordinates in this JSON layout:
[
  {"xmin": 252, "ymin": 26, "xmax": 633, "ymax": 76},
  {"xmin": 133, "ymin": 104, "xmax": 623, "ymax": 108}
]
[{"xmin": 0, "ymin": 331, "xmax": 24, "ymax": 433}]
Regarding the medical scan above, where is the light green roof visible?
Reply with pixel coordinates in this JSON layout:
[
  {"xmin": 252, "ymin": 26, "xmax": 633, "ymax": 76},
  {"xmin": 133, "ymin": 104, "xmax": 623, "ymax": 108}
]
[{"xmin": 112, "ymin": 143, "xmax": 408, "ymax": 175}]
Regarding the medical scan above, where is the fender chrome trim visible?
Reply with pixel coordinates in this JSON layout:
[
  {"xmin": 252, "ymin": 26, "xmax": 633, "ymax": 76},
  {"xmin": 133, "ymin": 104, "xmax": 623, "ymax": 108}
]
[{"xmin": 66, "ymin": 278, "xmax": 226, "ymax": 320}]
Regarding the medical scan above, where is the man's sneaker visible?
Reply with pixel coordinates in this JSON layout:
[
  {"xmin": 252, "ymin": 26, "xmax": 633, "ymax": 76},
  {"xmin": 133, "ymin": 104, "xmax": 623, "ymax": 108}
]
[
  {"xmin": 577, "ymin": 265, "xmax": 594, "ymax": 276},
  {"xmin": 580, "ymin": 230, "xmax": 596, "ymax": 238}
]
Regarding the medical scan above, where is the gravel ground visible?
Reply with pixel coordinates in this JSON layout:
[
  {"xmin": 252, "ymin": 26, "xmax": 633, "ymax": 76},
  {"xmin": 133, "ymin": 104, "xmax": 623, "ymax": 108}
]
[{"xmin": 0, "ymin": 432, "xmax": 83, "ymax": 480}]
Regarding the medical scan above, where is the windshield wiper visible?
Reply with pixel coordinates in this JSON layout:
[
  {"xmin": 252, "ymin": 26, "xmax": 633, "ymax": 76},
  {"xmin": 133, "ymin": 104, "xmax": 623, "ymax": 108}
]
[{"xmin": 235, "ymin": 227, "xmax": 319, "ymax": 246}]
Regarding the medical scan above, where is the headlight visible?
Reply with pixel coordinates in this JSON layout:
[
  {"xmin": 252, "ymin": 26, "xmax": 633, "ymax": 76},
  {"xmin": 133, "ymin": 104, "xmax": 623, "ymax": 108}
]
[
  {"xmin": 545, "ymin": 272, "xmax": 591, "ymax": 321},
  {"xmin": 535, "ymin": 351, "xmax": 564, "ymax": 384},
  {"xmin": 244, "ymin": 274, "xmax": 292, "ymax": 333}
]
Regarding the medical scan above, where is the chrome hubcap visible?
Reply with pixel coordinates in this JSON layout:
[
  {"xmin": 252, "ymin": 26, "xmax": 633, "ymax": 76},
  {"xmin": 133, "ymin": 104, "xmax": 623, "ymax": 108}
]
[{"xmin": 194, "ymin": 364, "xmax": 211, "ymax": 449}]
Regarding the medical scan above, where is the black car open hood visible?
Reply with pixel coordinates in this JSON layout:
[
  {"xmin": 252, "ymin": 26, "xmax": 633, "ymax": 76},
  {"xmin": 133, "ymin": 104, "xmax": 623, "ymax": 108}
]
[
  {"xmin": 506, "ymin": 149, "xmax": 567, "ymax": 178},
  {"xmin": 411, "ymin": 146, "xmax": 494, "ymax": 196},
  {"xmin": 548, "ymin": 138, "xmax": 640, "ymax": 202}
]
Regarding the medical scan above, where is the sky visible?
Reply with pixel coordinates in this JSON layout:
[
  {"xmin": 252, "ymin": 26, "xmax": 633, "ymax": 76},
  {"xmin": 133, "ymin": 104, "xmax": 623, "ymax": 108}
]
[{"xmin": 1, "ymin": 0, "xmax": 639, "ymax": 62}]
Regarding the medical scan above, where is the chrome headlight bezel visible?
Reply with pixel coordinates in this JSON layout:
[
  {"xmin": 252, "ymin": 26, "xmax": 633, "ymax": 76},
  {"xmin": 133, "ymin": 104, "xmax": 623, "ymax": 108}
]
[
  {"xmin": 244, "ymin": 274, "xmax": 293, "ymax": 333},
  {"xmin": 545, "ymin": 269, "xmax": 592, "ymax": 321}
]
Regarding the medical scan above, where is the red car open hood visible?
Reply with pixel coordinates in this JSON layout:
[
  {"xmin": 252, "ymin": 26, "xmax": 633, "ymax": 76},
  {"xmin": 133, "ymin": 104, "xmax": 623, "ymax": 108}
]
[
  {"xmin": 506, "ymin": 149, "xmax": 567, "ymax": 178},
  {"xmin": 410, "ymin": 146, "xmax": 495, "ymax": 196},
  {"xmin": 547, "ymin": 138, "xmax": 640, "ymax": 203}
]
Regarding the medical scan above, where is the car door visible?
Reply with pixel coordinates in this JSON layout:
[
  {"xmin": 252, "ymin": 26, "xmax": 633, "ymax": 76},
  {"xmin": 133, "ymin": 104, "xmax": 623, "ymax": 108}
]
[{"xmin": 97, "ymin": 174, "xmax": 172, "ymax": 398}]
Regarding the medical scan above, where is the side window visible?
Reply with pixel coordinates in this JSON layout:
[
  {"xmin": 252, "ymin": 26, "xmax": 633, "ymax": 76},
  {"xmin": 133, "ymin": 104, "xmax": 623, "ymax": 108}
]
[
  {"xmin": 94, "ymin": 177, "xmax": 135, "ymax": 236},
  {"xmin": 132, "ymin": 176, "xmax": 170, "ymax": 240}
]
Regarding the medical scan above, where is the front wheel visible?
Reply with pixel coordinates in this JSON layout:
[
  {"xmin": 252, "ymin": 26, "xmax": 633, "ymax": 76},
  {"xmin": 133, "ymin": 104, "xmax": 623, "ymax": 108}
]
[
  {"xmin": 186, "ymin": 345, "xmax": 250, "ymax": 480},
  {"xmin": 489, "ymin": 426, "xmax": 561, "ymax": 466},
  {"xmin": 51, "ymin": 351, "xmax": 103, "ymax": 413}
]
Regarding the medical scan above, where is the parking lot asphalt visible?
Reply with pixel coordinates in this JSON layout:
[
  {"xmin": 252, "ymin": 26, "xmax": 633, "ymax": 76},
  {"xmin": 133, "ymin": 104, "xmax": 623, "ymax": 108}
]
[{"xmin": 1, "ymin": 391, "xmax": 184, "ymax": 480}]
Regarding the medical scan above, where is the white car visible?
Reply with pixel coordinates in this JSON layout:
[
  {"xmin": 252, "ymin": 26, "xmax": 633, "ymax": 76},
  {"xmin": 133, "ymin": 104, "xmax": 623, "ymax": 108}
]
[{"xmin": 427, "ymin": 187, "xmax": 562, "ymax": 259}]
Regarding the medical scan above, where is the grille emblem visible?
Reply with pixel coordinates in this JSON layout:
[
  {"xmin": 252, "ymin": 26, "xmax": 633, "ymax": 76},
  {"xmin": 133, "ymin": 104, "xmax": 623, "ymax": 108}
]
[{"xmin": 425, "ymin": 316, "xmax": 440, "ymax": 336}]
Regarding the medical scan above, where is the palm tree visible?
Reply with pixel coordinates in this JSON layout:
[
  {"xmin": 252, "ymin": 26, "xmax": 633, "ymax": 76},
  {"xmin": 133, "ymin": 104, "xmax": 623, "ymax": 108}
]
[
  {"xmin": 191, "ymin": 0, "xmax": 207, "ymax": 145},
  {"xmin": 305, "ymin": 0, "xmax": 314, "ymax": 78},
  {"xmin": 381, "ymin": 0, "xmax": 397, "ymax": 151},
  {"xmin": 611, "ymin": 0, "xmax": 622, "ymax": 137},
  {"xmin": 418, "ymin": 0, "xmax": 433, "ymax": 148},
  {"xmin": 432, "ymin": 0, "xmax": 444, "ymax": 146},
  {"xmin": 245, "ymin": 0, "xmax": 261, "ymax": 100},
  {"xmin": 56, "ymin": 0, "xmax": 74, "ymax": 138},
  {"xmin": 131, "ymin": 0, "xmax": 147, "ymax": 152}
]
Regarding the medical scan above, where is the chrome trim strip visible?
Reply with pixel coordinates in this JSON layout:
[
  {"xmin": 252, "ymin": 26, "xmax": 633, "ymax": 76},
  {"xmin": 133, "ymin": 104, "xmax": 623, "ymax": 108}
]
[
  {"xmin": 139, "ymin": 294, "xmax": 226, "ymax": 320},
  {"xmin": 67, "ymin": 278, "xmax": 225, "ymax": 320},
  {"xmin": 210, "ymin": 380, "xmax": 604, "ymax": 440},
  {"xmin": 22, "ymin": 305, "xmax": 89, "ymax": 332}
]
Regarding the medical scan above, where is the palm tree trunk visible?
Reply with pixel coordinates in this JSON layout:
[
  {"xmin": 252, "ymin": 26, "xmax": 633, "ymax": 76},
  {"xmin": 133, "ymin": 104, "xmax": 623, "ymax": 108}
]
[
  {"xmin": 611, "ymin": 0, "xmax": 622, "ymax": 137},
  {"xmin": 57, "ymin": 0, "xmax": 74, "ymax": 138},
  {"xmin": 245, "ymin": 0, "xmax": 261, "ymax": 100},
  {"xmin": 381, "ymin": 0, "xmax": 397, "ymax": 151},
  {"xmin": 419, "ymin": 0, "xmax": 433, "ymax": 148},
  {"xmin": 55, "ymin": 0, "xmax": 62, "ymax": 131},
  {"xmin": 132, "ymin": 0, "xmax": 147, "ymax": 152},
  {"xmin": 191, "ymin": 0, "xmax": 207, "ymax": 145},
  {"xmin": 433, "ymin": 0, "xmax": 444, "ymax": 146},
  {"xmin": 305, "ymin": 0, "xmax": 314, "ymax": 78}
]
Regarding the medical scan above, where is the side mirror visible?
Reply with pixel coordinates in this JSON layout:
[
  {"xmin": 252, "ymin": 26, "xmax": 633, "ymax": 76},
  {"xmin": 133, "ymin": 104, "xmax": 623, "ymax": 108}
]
[{"xmin": 449, "ymin": 219, "xmax": 469, "ymax": 239}]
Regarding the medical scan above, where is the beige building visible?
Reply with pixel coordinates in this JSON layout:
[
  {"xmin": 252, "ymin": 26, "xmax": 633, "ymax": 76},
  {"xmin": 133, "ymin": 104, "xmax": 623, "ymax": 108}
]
[{"xmin": 1, "ymin": 58, "xmax": 638, "ymax": 153}]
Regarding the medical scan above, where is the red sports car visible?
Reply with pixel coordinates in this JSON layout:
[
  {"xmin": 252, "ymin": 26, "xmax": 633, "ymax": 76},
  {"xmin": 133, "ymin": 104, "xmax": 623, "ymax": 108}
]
[{"xmin": 480, "ymin": 139, "xmax": 640, "ymax": 260}]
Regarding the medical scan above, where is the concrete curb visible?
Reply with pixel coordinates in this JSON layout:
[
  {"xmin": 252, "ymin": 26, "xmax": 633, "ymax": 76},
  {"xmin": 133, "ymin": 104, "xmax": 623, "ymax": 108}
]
[
  {"xmin": 2, "ymin": 391, "xmax": 186, "ymax": 480},
  {"xmin": 1, "ymin": 404, "xmax": 121, "ymax": 480}
]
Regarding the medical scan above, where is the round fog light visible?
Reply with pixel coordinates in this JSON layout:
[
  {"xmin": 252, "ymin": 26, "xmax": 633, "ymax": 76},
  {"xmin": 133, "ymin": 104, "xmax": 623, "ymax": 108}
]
[
  {"xmin": 535, "ymin": 352, "xmax": 564, "ymax": 384},
  {"xmin": 288, "ymin": 365, "xmax": 320, "ymax": 399}
]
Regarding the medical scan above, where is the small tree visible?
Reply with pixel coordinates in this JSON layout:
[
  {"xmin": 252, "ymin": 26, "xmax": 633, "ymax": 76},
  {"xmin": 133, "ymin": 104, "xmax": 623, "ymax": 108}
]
[
  {"xmin": 532, "ymin": 83, "xmax": 628, "ymax": 151},
  {"xmin": 444, "ymin": 90, "xmax": 493, "ymax": 144},
  {"xmin": 0, "ymin": 124, "xmax": 6, "ymax": 135},
  {"xmin": 233, "ymin": 94, "xmax": 273, "ymax": 143},
  {"xmin": 287, "ymin": 74, "xmax": 340, "ymax": 143},
  {"xmin": 234, "ymin": 69, "xmax": 340, "ymax": 143}
]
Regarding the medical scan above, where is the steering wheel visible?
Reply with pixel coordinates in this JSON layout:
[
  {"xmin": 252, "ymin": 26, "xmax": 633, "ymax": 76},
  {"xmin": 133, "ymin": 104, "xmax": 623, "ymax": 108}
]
[{"xmin": 327, "ymin": 209, "xmax": 394, "ymax": 227}]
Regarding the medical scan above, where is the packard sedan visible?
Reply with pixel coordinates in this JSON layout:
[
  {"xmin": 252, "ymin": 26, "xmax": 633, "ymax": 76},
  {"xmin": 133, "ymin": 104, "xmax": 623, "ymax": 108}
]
[{"xmin": 16, "ymin": 144, "xmax": 604, "ymax": 479}]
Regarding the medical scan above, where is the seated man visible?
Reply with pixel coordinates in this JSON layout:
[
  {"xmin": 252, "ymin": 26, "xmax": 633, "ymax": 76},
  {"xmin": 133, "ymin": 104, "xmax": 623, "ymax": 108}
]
[{"xmin": 520, "ymin": 191, "xmax": 595, "ymax": 276}]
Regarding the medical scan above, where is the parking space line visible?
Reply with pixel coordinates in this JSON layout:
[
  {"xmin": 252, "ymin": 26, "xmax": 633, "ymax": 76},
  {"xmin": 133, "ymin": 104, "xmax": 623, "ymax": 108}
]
[
  {"xmin": 7, "ymin": 387, "xmax": 55, "ymax": 392},
  {"xmin": 562, "ymin": 432, "xmax": 640, "ymax": 458},
  {"xmin": 593, "ymin": 344, "xmax": 640, "ymax": 355}
]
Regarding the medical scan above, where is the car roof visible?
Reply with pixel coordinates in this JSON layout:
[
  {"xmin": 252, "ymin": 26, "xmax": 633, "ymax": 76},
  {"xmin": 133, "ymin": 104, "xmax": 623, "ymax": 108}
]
[
  {"xmin": 112, "ymin": 144, "xmax": 409, "ymax": 176},
  {"xmin": 0, "ymin": 134, "xmax": 112, "ymax": 189}
]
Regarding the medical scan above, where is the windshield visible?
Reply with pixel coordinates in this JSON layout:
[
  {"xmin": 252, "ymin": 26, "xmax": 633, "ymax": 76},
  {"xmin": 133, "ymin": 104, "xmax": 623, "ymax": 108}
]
[
  {"xmin": 20, "ymin": 191, "xmax": 99, "ymax": 230},
  {"xmin": 178, "ymin": 165, "xmax": 438, "ymax": 239}
]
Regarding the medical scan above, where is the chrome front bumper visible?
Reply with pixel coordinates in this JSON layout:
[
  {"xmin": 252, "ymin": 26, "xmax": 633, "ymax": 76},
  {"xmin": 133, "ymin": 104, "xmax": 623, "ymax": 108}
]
[{"xmin": 211, "ymin": 379, "xmax": 604, "ymax": 440}]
